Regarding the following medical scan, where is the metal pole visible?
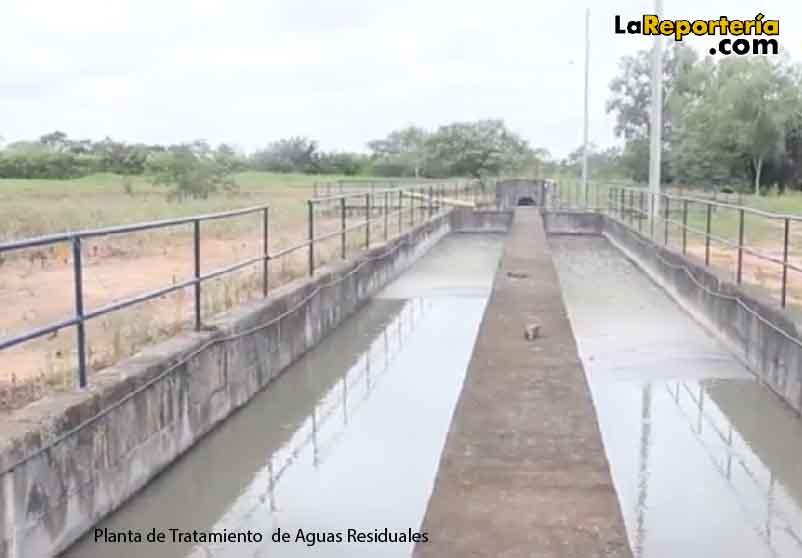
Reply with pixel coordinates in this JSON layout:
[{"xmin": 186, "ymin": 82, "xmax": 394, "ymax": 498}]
[
  {"xmin": 429, "ymin": 185, "xmax": 434, "ymax": 218},
  {"xmin": 262, "ymin": 207, "xmax": 269, "ymax": 297},
  {"xmin": 648, "ymin": 0, "xmax": 664, "ymax": 219},
  {"xmin": 782, "ymin": 218, "xmax": 789, "ymax": 308},
  {"xmin": 193, "ymin": 220, "xmax": 201, "ymax": 331},
  {"xmin": 638, "ymin": 191, "xmax": 643, "ymax": 233},
  {"xmin": 409, "ymin": 190, "xmax": 414, "ymax": 226},
  {"xmin": 737, "ymin": 209, "xmax": 745, "ymax": 284},
  {"xmin": 582, "ymin": 8, "xmax": 590, "ymax": 205},
  {"xmin": 340, "ymin": 197, "xmax": 346, "ymax": 259},
  {"xmin": 664, "ymin": 196, "xmax": 670, "ymax": 246},
  {"xmin": 72, "ymin": 236, "xmax": 88, "ymax": 388},
  {"xmin": 365, "ymin": 193, "xmax": 371, "ymax": 249},
  {"xmin": 682, "ymin": 199, "xmax": 688, "ymax": 254},
  {"xmin": 705, "ymin": 204, "xmax": 712, "ymax": 267},
  {"xmin": 398, "ymin": 191, "xmax": 403, "ymax": 234},
  {"xmin": 384, "ymin": 190, "xmax": 389, "ymax": 241},
  {"xmin": 308, "ymin": 201, "xmax": 315, "ymax": 276}
]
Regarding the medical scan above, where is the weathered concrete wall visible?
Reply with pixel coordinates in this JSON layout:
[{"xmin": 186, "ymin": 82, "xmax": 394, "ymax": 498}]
[
  {"xmin": 495, "ymin": 178, "xmax": 554, "ymax": 209},
  {"xmin": 542, "ymin": 210, "xmax": 603, "ymax": 235},
  {"xmin": 0, "ymin": 214, "xmax": 452, "ymax": 558},
  {"xmin": 415, "ymin": 208, "xmax": 632, "ymax": 558},
  {"xmin": 449, "ymin": 207, "xmax": 513, "ymax": 233},
  {"xmin": 545, "ymin": 210, "xmax": 802, "ymax": 417}
]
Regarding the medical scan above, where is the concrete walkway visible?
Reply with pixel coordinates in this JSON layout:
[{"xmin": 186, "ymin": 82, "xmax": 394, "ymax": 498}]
[{"xmin": 414, "ymin": 208, "xmax": 631, "ymax": 558}]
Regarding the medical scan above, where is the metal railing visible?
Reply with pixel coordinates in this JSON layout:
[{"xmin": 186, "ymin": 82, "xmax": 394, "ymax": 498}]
[
  {"xmin": 0, "ymin": 186, "xmax": 457, "ymax": 391},
  {"xmin": 0, "ymin": 204, "xmax": 273, "ymax": 388},
  {"xmin": 606, "ymin": 186, "xmax": 802, "ymax": 310},
  {"xmin": 312, "ymin": 178, "xmax": 480, "ymax": 199}
]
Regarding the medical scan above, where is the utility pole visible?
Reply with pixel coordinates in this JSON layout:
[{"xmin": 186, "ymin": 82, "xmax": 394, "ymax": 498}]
[
  {"xmin": 648, "ymin": 0, "xmax": 663, "ymax": 217},
  {"xmin": 581, "ymin": 7, "xmax": 590, "ymax": 206}
]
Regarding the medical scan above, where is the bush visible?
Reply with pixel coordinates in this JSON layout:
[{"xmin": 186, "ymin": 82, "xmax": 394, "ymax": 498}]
[{"xmin": 146, "ymin": 151, "xmax": 238, "ymax": 201}]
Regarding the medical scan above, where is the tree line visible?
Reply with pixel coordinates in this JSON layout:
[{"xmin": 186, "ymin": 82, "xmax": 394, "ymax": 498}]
[
  {"xmin": 0, "ymin": 119, "xmax": 546, "ymax": 188},
  {"xmin": 601, "ymin": 45, "xmax": 802, "ymax": 194}
]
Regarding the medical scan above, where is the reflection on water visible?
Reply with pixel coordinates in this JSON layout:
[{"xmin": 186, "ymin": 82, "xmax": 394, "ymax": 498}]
[
  {"xmin": 64, "ymin": 233, "xmax": 503, "ymax": 558},
  {"xmin": 551, "ymin": 236, "xmax": 802, "ymax": 558}
]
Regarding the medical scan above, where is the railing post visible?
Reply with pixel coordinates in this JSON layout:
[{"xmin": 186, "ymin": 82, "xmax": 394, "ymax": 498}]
[
  {"xmin": 782, "ymin": 218, "xmax": 790, "ymax": 308},
  {"xmin": 340, "ymin": 197, "xmax": 347, "ymax": 259},
  {"xmin": 682, "ymin": 199, "xmax": 688, "ymax": 255},
  {"xmin": 409, "ymin": 190, "xmax": 414, "ymax": 227},
  {"xmin": 72, "ymin": 236, "xmax": 88, "ymax": 388},
  {"xmin": 627, "ymin": 190, "xmax": 633, "ymax": 226},
  {"xmin": 429, "ymin": 185, "xmax": 434, "ymax": 218},
  {"xmin": 262, "ymin": 207, "xmax": 269, "ymax": 297},
  {"xmin": 704, "ymin": 203, "xmax": 712, "ymax": 267},
  {"xmin": 193, "ymin": 220, "xmax": 202, "ymax": 331},
  {"xmin": 365, "ymin": 193, "xmax": 371, "ymax": 249},
  {"xmin": 308, "ymin": 200, "xmax": 315, "ymax": 276},
  {"xmin": 398, "ymin": 190, "xmax": 403, "ymax": 234},
  {"xmin": 650, "ymin": 193, "xmax": 655, "ymax": 240},
  {"xmin": 664, "ymin": 196, "xmax": 670, "ymax": 246},
  {"xmin": 637, "ymin": 191, "xmax": 643, "ymax": 233},
  {"xmin": 737, "ymin": 209, "xmax": 745, "ymax": 284},
  {"xmin": 384, "ymin": 190, "xmax": 389, "ymax": 241},
  {"xmin": 619, "ymin": 189, "xmax": 625, "ymax": 221}
]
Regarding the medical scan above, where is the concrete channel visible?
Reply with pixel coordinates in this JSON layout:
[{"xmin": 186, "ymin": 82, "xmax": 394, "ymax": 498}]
[
  {"xmin": 61, "ymin": 233, "xmax": 504, "ymax": 558},
  {"xmin": 551, "ymin": 235, "xmax": 802, "ymax": 558}
]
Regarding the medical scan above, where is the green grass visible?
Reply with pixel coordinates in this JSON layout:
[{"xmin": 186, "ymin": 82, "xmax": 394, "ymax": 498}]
[{"xmin": 0, "ymin": 171, "xmax": 354, "ymax": 240}]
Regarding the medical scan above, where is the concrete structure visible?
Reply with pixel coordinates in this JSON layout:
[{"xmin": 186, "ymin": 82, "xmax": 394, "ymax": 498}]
[
  {"xmin": 545, "ymin": 210, "xmax": 802, "ymax": 416},
  {"xmin": 0, "ymin": 209, "xmax": 514, "ymax": 558},
  {"xmin": 415, "ymin": 208, "xmax": 631, "ymax": 558},
  {"xmin": 495, "ymin": 178, "xmax": 554, "ymax": 209}
]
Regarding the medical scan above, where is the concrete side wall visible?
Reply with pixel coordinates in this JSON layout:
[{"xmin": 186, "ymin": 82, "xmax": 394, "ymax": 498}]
[
  {"xmin": 544, "ymin": 210, "xmax": 802, "ymax": 416},
  {"xmin": 542, "ymin": 210, "xmax": 603, "ymax": 235},
  {"xmin": 0, "ymin": 214, "xmax": 451, "ymax": 558},
  {"xmin": 450, "ymin": 208, "xmax": 513, "ymax": 232},
  {"xmin": 603, "ymin": 217, "xmax": 802, "ymax": 415}
]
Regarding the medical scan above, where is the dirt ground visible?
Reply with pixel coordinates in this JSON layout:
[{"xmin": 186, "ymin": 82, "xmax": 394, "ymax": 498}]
[{"xmin": 0, "ymin": 212, "xmax": 368, "ymax": 411}]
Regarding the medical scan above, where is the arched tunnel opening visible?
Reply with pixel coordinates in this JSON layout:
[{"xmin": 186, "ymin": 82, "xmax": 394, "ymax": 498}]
[{"xmin": 517, "ymin": 196, "xmax": 536, "ymax": 206}]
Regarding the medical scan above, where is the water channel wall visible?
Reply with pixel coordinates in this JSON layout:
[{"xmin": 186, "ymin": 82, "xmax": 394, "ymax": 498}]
[
  {"xmin": 545, "ymin": 210, "xmax": 802, "ymax": 417},
  {"xmin": 0, "ymin": 209, "xmax": 512, "ymax": 558}
]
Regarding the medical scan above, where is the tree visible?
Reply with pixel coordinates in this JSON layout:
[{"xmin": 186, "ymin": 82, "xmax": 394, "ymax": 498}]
[
  {"xmin": 146, "ymin": 149, "xmax": 238, "ymax": 201},
  {"xmin": 606, "ymin": 43, "xmax": 699, "ymax": 181},
  {"xmin": 367, "ymin": 126, "xmax": 429, "ymax": 177},
  {"xmin": 563, "ymin": 143, "xmax": 623, "ymax": 179},
  {"xmin": 670, "ymin": 55, "xmax": 802, "ymax": 193},
  {"xmin": 718, "ymin": 57, "xmax": 800, "ymax": 194},
  {"xmin": 39, "ymin": 130, "xmax": 70, "ymax": 152},
  {"xmin": 424, "ymin": 120, "xmax": 530, "ymax": 179},
  {"xmin": 251, "ymin": 137, "xmax": 321, "ymax": 173}
]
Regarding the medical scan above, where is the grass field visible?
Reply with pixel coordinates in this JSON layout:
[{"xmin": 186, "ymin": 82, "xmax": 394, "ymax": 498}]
[
  {"xmin": 0, "ymin": 171, "xmax": 433, "ymax": 411},
  {"xmin": 0, "ymin": 171, "xmax": 347, "ymax": 240}
]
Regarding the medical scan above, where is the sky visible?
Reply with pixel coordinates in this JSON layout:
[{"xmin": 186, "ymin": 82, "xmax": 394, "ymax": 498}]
[{"xmin": 1, "ymin": 0, "xmax": 800, "ymax": 159}]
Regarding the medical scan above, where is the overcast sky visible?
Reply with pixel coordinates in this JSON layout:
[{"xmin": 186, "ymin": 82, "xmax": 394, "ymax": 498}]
[{"xmin": 1, "ymin": 0, "xmax": 799, "ymax": 158}]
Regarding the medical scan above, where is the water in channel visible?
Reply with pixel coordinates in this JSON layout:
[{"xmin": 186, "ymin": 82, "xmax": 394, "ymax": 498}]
[
  {"xmin": 551, "ymin": 235, "xmax": 802, "ymax": 558},
  {"xmin": 63, "ymin": 233, "xmax": 503, "ymax": 558}
]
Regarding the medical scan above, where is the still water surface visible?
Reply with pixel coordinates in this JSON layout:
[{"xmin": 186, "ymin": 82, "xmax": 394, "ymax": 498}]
[
  {"xmin": 551, "ymin": 236, "xmax": 802, "ymax": 558},
  {"xmin": 63, "ymin": 233, "xmax": 503, "ymax": 558}
]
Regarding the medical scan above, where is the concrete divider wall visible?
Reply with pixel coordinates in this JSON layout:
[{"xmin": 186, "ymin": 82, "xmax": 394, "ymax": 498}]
[
  {"xmin": 0, "ymin": 212, "xmax": 467, "ymax": 558},
  {"xmin": 542, "ymin": 211, "xmax": 603, "ymax": 236},
  {"xmin": 450, "ymin": 208, "xmax": 513, "ymax": 233},
  {"xmin": 544, "ymin": 210, "xmax": 802, "ymax": 417}
]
